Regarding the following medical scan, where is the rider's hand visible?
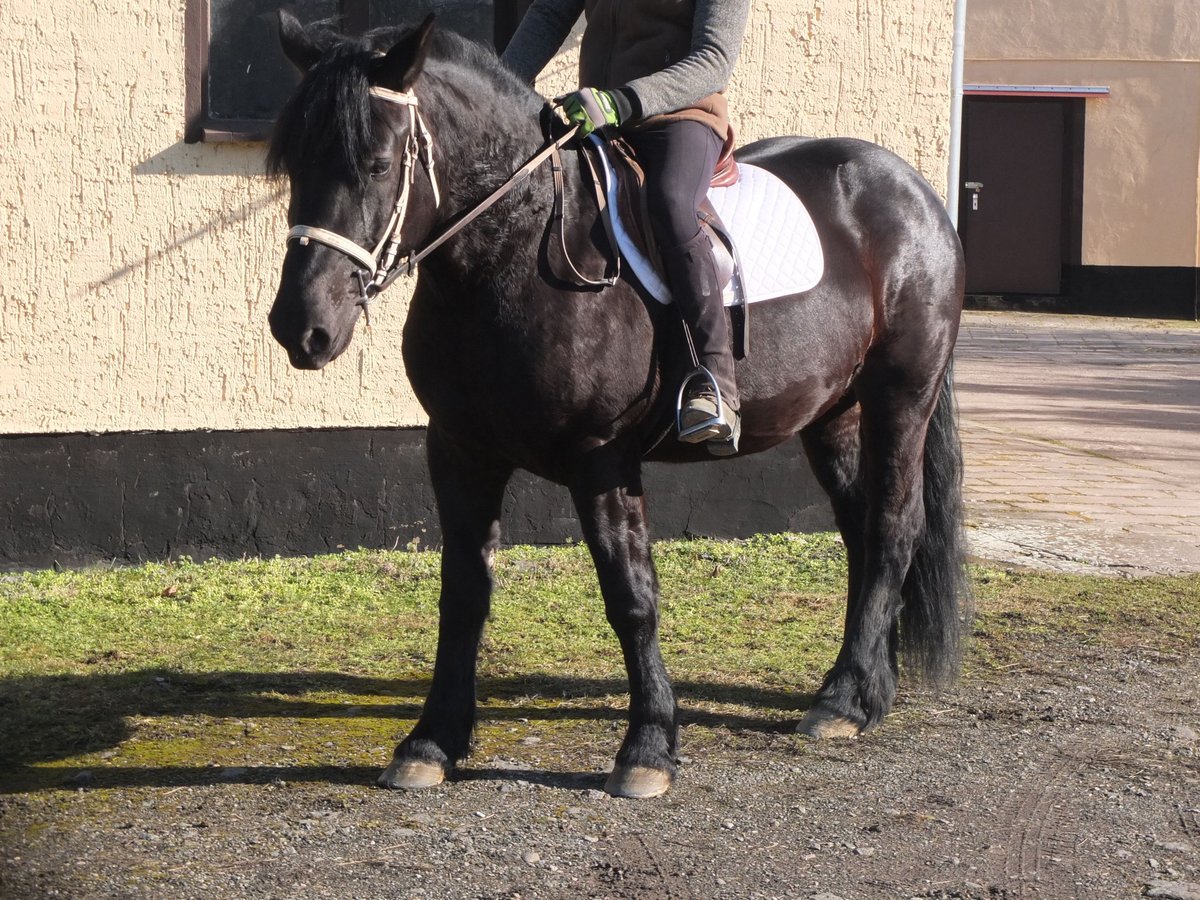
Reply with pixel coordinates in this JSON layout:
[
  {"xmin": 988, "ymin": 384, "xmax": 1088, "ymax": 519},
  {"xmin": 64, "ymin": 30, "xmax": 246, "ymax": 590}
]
[{"xmin": 558, "ymin": 88, "xmax": 622, "ymax": 135}]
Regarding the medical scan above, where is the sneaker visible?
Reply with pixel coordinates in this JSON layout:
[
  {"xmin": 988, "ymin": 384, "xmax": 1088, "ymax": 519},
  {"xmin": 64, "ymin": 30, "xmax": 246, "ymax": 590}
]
[
  {"xmin": 706, "ymin": 411, "xmax": 741, "ymax": 457},
  {"xmin": 678, "ymin": 386, "xmax": 737, "ymax": 444}
]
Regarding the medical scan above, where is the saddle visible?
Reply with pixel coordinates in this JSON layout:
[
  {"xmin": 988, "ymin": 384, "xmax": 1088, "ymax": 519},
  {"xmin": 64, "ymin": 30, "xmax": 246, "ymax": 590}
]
[{"xmin": 581, "ymin": 134, "xmax": 749, "ymax": 359}]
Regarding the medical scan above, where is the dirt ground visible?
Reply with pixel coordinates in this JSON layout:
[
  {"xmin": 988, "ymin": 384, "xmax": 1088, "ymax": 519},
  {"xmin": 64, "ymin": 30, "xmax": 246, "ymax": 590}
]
[{"xmin": 2, "ymin": 629, "xmax": 1197, "ymax": 900}]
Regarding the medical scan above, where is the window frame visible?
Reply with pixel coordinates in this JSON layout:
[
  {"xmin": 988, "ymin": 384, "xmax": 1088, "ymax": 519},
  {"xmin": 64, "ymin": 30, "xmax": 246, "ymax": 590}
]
[{"xmin": 184, "ymin": 0, "xmax": 522, "ymax": 144}]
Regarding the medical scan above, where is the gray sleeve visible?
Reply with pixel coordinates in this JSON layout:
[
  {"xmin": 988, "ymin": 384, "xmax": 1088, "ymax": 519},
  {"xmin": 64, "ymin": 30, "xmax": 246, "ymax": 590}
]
[
  {"xmin": 499, "ymin": 0, "xmax": 586, "ymax": 85},
  {"xmin": 621, "ymin": 0, "xmax": 752, "ymax": 119}
]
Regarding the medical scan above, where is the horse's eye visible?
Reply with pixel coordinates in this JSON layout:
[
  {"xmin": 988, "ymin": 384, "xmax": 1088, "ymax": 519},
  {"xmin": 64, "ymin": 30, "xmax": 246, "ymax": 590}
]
[{"xmin": 369, "ymin": 157, "xmax": 392, "ymax": 178}]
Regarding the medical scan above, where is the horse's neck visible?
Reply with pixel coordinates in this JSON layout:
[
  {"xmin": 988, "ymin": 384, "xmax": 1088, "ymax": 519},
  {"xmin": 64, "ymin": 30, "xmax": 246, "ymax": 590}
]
[
  {"xmin": 425, "ymin": 79, "xmax": 546, "ymax": 249},
  {"xmin": 419, "ymin": 77, "xmax": 604, "ymax": 300}
]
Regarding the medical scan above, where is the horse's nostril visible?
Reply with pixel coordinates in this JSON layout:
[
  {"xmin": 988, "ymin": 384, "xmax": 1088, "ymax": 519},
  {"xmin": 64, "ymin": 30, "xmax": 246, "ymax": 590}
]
[{"xmin": 302, "ymin": 327, "xmax": 332, "ymax": 357}]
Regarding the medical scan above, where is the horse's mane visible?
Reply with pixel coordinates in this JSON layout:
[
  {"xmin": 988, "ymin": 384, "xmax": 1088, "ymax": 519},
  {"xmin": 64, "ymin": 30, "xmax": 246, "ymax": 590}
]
[{"xmin": 267, "ymin": 24, "xmax": 536, "ymax": 185}]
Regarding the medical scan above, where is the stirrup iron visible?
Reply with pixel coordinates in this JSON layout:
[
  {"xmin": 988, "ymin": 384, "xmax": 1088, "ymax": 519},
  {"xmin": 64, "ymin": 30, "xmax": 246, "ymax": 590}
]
[{"xmin": 676, "ymin": 366, "xmax": 733, "ymax": 444}]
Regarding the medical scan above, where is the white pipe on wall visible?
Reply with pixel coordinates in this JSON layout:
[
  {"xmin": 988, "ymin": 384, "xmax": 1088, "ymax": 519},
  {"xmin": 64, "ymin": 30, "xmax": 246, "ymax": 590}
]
[{"xmin": 947, "ymin": 0, "xmax": 968, "ymax": 228}]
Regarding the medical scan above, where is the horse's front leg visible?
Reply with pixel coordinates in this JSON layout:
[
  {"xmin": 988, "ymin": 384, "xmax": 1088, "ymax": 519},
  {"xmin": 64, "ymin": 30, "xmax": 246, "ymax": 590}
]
[
  {"xmin": 379, "ymin": 426, "xmax": 511, "ymax": 789},
  {"xmin": 570, "ymin": 446, "xmax": 677, "ymax": 799}
]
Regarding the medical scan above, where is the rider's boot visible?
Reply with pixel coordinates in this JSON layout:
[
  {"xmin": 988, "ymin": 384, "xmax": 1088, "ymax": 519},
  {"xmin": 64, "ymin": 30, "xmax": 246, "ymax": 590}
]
[{"xmin": 665, "ymin": 229, "xmax": 740, "ymax": 455}]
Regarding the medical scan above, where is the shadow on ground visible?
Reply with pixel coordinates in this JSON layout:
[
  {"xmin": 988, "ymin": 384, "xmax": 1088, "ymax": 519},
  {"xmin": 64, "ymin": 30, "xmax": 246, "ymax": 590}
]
[
  {"xmin": 956, "ymin": 372, "xmax": 1200, "ymax": 437},
  {"xmin": 0, "ymin": 670, "xmax": 812, "ymax": 793}
]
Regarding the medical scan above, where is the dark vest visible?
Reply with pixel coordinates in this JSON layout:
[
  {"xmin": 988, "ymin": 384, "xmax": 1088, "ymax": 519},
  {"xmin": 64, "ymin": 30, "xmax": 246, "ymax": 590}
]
[{"xmin": 579, "ymin": 0, "xmax": 730, "ymax": 139}]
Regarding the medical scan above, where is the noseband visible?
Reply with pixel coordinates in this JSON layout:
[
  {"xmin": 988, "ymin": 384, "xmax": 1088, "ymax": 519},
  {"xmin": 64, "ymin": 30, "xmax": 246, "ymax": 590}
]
[{"xmin": 287, "ymin": 86, "xmax": 440, "ymax": 322}]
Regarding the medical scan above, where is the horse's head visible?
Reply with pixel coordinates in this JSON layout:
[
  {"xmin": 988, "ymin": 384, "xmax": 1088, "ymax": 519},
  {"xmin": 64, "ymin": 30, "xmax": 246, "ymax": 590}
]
[{"xmin": 267, "ymin": 12, "xmax": 439, "ymax": 369}]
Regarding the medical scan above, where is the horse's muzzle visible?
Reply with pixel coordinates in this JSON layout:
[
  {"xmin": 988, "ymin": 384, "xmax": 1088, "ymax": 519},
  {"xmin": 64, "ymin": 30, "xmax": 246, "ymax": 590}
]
[{"xmin": 269, "ymin": 299, "xmax": 341, "ymax": 370}]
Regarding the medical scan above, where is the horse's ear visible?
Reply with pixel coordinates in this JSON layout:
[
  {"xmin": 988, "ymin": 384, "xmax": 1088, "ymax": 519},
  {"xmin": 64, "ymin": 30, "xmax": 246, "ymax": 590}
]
[
  {"xmin": 373, "ymin": 15, "xmax": 436, "ymax": 91},
  {"xmin": 278, "ymin": 9, "xmax": 322, "ymax": 72}
]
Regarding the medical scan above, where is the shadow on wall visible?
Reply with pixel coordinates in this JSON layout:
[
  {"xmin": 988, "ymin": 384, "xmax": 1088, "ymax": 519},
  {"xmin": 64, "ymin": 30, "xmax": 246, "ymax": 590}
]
[
  {"xmin": 86, "ymin": 146, "xmax": 284, "ymax": 291},
  {"xmin": 134, "ymin": 140, "xmax": 272, "ymax": 178}
]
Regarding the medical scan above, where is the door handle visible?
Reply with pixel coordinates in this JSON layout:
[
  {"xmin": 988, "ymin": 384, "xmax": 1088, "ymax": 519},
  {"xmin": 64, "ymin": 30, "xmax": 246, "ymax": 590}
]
[{"xmin": 964, "ymin": 182, "xmax": 983, "ymax": 211}]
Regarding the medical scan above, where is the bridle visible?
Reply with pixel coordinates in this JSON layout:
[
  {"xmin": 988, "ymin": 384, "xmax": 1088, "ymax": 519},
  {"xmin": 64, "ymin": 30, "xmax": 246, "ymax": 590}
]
[
  {"xmin": 286, "ymin": 85, "xmax": 439, "ymax": 323},
  {"xmin": 285, "ymin": 85, "xmax": 604, "ymax": 324}
]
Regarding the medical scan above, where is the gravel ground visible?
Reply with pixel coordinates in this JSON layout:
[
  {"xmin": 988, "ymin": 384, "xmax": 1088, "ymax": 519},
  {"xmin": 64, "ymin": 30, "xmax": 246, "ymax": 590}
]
[{"xmin": 2, "ymin": 634, "xmax": 1198, "ymax": 899}]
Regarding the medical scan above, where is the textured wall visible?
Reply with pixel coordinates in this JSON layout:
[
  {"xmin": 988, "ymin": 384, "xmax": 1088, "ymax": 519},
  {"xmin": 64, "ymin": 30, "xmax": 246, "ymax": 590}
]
[
  {"xmin": 1, "ymin": 0, "xmax": 955, "ymax": 435},
  {"xmin": 0, "ymin": 2, "xmax": 426, "ymax": 435},
  {"xmin": 967, "ymin": 0, "xmax": 1200, "ymax": 270},
  {"xmin": 969, "ymin": 0, "xmax": 1199, "ymax": 63}
]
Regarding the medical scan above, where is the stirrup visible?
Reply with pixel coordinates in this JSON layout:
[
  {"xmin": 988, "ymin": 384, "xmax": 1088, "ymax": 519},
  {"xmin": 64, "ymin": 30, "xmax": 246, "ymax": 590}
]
[{"xmin": 676, "ymin": 366, "xmax": 734, "ymax": 444}]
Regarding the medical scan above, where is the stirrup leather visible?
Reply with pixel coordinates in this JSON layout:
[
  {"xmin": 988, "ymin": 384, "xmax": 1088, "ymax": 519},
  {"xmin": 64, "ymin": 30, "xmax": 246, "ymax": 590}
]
[{"xmin": 676, "ymin": 366, "xmax": 735, "ymax": 443}]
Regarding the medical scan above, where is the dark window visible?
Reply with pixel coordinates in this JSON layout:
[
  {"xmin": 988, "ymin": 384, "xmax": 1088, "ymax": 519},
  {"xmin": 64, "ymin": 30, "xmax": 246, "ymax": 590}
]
[
  {"xmin": 368, "ymin": 0, "xmax": 493, "ymax": 42},
  {"xmin": 185, "ymin": 0, "xmax": 505, "ymax": 143}
]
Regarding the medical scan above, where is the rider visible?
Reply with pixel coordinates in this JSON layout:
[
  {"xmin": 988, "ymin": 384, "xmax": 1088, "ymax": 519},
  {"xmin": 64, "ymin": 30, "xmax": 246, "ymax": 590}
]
[{"xmin": 502, "ymin": 0, "xmax": 752, "ymax": 454}]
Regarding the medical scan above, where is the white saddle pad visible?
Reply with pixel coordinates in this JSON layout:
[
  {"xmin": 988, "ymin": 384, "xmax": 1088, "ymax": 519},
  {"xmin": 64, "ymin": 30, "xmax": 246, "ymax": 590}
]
[{"xmin": 588, "ymin": 135, "xmax": 824, "ymax": 307}]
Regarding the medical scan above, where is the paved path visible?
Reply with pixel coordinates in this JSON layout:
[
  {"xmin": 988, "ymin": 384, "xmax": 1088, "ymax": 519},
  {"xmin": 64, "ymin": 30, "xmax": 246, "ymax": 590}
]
[{"xmin": 954, "ymin": 311, "xmax": 1200, "ymax": 575}]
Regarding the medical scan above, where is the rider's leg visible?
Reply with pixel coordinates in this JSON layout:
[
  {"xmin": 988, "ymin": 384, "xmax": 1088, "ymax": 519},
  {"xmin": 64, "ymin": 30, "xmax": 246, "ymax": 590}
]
[{"xmin": 625, "ymin": 121, "xmax": 738, "ymax": 446}]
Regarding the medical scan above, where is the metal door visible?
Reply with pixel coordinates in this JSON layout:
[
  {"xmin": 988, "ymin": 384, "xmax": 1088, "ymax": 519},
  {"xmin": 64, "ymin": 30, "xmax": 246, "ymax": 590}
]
[{"xmin": 959, "ymin": 98, "xmax": 1066, "ymax": 295}]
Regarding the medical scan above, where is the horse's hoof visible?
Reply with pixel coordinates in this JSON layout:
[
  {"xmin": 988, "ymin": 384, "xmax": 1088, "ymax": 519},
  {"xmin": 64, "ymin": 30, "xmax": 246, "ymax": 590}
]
[
  {"xmin": 377, "ymin": 759, "xmax": 445, "ymax": 790},
  {"xmin": 604, "ymin": 765, "xmax": 671, "ymax": 799},
  {"xmin": 797, "ymin": 708, "xmax": 862, "ymax": 740}
]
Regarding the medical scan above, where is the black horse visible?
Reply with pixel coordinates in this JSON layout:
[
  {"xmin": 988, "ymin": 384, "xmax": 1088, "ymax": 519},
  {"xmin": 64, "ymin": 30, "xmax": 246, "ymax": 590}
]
[{"xmin": 267, "ymin": 15, "xmax": 969, "ymax": 798}]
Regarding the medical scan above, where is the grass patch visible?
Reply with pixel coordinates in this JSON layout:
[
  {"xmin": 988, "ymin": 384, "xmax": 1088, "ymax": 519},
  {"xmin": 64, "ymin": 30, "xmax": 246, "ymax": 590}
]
[
  {"xmin": 1, "ymin": 534, "xmax": 1197, "ymax": 793},
  {"xmin": 967, "ymin": 566, "xmax": 1200, "ymax": 668}
]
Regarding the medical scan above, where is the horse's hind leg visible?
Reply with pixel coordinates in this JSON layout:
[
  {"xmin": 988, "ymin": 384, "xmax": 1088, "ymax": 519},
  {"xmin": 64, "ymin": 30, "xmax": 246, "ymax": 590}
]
[
  {"xmin": 379, "ymin": 426, "xmax": 512, "ymax": 789},
  {"xmin": 800, "ymin": 364, "xmax": 945, "ymax": 738},
  {"xmin": 569, "ymin": 442, "xmax": 677, "ymax": 799},
  {"xmin": 800, "ymin": 401, "xmax": 868, "ymax": 726}
]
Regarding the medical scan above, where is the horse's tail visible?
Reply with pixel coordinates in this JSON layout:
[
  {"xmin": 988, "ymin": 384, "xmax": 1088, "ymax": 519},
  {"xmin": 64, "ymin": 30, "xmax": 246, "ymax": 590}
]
[{"xmin": 899, "ymin": 365, "xmax": 972, "ymax": 685}]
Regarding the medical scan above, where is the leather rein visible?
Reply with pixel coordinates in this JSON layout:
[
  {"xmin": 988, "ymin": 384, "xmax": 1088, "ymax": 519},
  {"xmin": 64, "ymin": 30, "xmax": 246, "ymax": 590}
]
[{"xmin": 286, "ymin": 86, "xmax": 613, "ymax": 323}]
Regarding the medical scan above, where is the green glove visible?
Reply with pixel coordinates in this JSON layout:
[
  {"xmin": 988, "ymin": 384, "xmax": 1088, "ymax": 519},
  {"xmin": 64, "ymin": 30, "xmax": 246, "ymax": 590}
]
[{"xmin": 560, "ymin": 88, "xmax": 621, "ymax": 135}]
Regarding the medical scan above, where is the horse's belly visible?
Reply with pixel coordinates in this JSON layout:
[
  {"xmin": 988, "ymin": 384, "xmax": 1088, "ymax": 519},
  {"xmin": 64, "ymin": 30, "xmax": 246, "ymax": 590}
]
[{"xmin": 402, "ymin": 303, "xmax": 659, "ymax": 472}]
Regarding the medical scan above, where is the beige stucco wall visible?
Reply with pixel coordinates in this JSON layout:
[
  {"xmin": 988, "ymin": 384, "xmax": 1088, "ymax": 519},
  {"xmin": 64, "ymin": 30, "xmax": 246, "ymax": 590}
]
[
  {"xmin": 967, "ymin": 0, "xmax": 1200, "ymax": 270},
  {"xmin": 1, "ymin": 0, "xmax": 954, "ymax": 436}
]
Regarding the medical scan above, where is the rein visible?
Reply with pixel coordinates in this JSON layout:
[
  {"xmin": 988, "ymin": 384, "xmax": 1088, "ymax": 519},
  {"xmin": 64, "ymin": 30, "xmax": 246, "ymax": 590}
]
[{"xmin": 286, "ymin": 86, "xmax": 604, "ymax": 323}]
